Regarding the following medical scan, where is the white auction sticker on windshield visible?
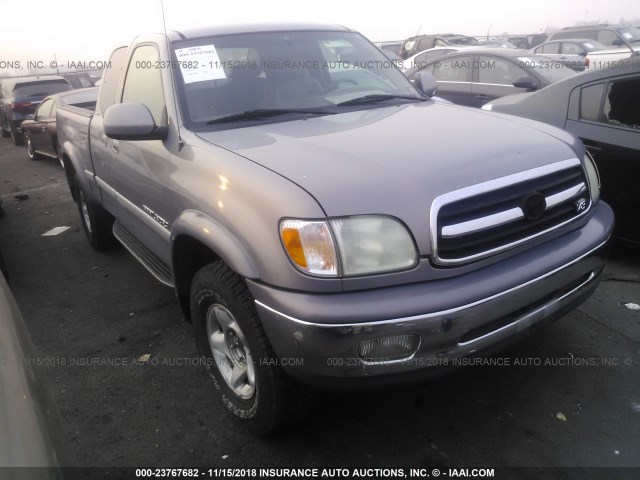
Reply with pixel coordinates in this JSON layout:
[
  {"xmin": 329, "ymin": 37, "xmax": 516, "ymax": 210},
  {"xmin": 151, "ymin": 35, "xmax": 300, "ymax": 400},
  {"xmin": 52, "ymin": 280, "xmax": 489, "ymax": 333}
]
[{"xmin": 176, "ymin": 45, "xmax": 226, "ymax": 83}]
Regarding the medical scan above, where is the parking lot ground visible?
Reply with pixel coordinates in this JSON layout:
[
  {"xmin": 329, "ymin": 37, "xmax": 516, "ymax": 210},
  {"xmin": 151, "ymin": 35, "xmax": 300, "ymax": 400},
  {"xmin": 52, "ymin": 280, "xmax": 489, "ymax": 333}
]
[{"xmin": 1, "ymin": 140, "xmax": 639, "ymax": 475}]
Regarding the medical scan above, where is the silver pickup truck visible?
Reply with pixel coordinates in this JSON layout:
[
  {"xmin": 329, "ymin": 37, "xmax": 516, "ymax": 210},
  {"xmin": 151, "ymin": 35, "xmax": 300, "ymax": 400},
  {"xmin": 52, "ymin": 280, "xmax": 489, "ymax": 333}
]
[{"xmin": 57, "ymin": 23, "xmax": 613, "ymax": 434}]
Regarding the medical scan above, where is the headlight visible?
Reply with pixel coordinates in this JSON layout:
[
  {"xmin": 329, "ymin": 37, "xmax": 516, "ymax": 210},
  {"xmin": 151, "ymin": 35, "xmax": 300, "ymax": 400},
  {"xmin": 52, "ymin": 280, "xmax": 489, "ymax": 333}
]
[
  {"xmin": 584, "ymin": 152, "xmax": 600, "ymax": 204},
  {"xmin": 280, "ymin": 216, "xmax": 418, "ymax": 277}
]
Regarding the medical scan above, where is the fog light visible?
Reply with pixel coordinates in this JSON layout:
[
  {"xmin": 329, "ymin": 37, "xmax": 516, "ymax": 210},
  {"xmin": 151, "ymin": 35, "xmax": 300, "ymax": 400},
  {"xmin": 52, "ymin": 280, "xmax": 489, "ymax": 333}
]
[{"xmin": 358, "ymin": 334, "xmax": 420, "ymax": 362}]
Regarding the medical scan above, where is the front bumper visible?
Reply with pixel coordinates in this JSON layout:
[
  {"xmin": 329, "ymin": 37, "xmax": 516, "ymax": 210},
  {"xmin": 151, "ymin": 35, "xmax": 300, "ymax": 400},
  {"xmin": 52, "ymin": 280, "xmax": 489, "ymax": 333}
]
[{"xmin": 249, "ymin": 202, "xmax": 613, "ymax": 387}]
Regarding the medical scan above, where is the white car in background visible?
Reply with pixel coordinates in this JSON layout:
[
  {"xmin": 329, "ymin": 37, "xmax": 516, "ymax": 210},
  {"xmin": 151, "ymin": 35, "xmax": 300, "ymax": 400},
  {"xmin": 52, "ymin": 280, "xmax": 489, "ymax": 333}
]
[
  {"xmin": 586, "ymin": 45, "xmax": 640, "ymax": 70},
  {"xmin": 400, "ymin": 45, "xmax": 485, "ymax": 71}
]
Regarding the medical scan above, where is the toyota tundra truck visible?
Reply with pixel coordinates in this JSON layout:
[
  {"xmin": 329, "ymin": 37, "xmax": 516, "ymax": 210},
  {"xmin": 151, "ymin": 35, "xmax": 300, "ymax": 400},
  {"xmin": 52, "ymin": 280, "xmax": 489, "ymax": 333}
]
[{"xmin": 56, "ymin": 23, "xmax": 613, "ymax": 434}]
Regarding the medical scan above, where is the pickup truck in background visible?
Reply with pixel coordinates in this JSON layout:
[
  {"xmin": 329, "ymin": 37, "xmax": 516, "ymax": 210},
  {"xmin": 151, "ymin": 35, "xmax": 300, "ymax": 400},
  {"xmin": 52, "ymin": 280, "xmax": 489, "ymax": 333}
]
[{"xmin": 57, "ymin": 23, "xmax": 613, "ymax": 434}]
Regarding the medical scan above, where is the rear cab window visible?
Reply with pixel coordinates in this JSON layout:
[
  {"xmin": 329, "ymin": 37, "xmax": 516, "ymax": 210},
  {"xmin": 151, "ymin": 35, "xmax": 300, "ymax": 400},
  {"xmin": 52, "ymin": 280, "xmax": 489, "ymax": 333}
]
[{"xmin": 97, "ymin": 47, "xmax": 128, "ymax": 115}]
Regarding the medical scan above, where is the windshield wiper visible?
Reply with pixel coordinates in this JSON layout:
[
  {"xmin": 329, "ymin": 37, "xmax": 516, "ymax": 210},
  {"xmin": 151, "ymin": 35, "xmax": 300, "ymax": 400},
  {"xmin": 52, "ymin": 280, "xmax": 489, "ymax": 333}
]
[
  {"xmin": 337, "ymin": 94, "xmax": 425, "ymax": 107},
  {"xmin": 206, "ymin": 108, "xmax": 335, "ymax": 125}
]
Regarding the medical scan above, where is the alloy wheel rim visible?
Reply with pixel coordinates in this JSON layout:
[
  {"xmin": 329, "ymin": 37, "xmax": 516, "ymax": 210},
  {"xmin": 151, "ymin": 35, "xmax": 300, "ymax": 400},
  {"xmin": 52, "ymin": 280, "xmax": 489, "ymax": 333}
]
[
  {"xmin": 25, "ymin": 136, "xmax": 34, "ymax": 158},
  {"xmin": 206, "ymin": 304, "xmax": 256, "ymax": 400},
  {"xmin": 80, "ymin": 191, "xmax": 92, "ymax": 233}
]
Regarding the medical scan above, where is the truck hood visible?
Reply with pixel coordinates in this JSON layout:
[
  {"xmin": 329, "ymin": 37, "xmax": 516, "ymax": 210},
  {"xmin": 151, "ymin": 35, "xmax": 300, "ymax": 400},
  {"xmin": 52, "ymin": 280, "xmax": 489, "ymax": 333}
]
[{"xmin": 196, "ymin": 102, "xmax": 582, "ymax": 252}]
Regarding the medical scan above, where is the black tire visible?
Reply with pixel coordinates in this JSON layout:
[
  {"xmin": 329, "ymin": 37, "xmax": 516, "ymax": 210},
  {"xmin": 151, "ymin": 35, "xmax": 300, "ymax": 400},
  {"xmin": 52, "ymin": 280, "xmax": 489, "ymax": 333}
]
[
  {"xmin": 24, "ymin": 132, "xmax": 40, "ymax": 160},
  {"xmin": 56, "ymin": 139, "xmax": 64, "ymax": 169},
  {"xmin": 10, "ymin": 129, "xmax": 23, "ymax": 146},
  {"xmin": 0, "ymin": 247, "xmax": 9, "ymax": 284},
  {"xmin": 192, "ymin": 261, "xmax": 314, "ymax": 435},
  {"xmin": 76, "ymin": 182, "xmax": 116, "ymax": 251}
]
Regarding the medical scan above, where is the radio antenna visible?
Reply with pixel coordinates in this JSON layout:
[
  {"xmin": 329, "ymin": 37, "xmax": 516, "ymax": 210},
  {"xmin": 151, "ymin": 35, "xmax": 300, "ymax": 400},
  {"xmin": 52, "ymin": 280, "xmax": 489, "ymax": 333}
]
[{"xmin": 160, "ymin": 0, "xmax": 184, "ymax": 151}]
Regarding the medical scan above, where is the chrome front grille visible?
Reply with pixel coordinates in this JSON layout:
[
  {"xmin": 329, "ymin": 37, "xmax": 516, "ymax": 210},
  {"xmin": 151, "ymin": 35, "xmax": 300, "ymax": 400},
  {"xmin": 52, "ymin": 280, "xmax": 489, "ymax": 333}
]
[{"xmin": 431, "ymin": 158, "xmax": 590, "ymax": 266}]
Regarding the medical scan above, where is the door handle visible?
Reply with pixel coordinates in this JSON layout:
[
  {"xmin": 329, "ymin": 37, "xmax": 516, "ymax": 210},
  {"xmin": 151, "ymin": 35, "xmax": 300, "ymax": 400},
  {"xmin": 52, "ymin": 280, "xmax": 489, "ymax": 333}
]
[
  {"xmin": 474, "ymin": 94, "xmax": 490, "ymax": 100},
  {"xmin": 101, "ymin": 134, "xmax": 107, "ymax": 147},
  {"xmin": 111, "ymin": 140, "xmax": 119, "ymax": 154}
]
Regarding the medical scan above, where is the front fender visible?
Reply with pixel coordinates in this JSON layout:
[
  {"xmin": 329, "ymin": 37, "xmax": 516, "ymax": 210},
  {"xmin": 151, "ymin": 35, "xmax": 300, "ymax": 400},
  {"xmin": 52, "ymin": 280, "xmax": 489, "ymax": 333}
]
[{"xmin": 171, "ymin": 210, "xmax": 259, "ymax": 279}]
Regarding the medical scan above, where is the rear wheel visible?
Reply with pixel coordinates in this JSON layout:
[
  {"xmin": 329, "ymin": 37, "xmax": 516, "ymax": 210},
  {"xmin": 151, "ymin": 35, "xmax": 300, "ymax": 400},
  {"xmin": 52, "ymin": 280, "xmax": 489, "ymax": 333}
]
[
  {"xmin": 0, "ymin": 118, "xmax": 9, "ymax": 138},
  {"xmin": 56, "ymin": 139, "xmax": 64, "ymax": 169},
  {"xmin": 24, "ymin": 133, "xmax": 39, "ymax": 160},
  {"xmin": 192, "ymin": 261, "xmax": 314, "ymax": 435},
  {"xmin": 10, "ymin": 129, "xmax": 22, "ymax": 146},
  {"xmin": 76, "ymin": 182, "xmax": 116, "ymax": 251}
]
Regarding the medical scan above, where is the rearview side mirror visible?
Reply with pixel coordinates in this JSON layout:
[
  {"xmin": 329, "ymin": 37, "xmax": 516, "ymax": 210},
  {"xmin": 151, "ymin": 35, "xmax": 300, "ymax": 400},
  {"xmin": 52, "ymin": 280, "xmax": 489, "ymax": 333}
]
[
  {"xmin": 414, "ymin": 71, "xmax": 438, "ymax": 98},
  {"xmin": 104, "ymin": 103, "xmax": 167, "ymax": 141},
  {"xmin": 513, "ymin": 76, "xmax": 540, "ymax": 90}
]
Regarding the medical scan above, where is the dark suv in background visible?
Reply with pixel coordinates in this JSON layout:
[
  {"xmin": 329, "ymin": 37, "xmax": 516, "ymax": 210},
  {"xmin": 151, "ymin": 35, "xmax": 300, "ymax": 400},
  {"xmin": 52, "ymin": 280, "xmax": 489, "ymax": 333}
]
[
  {"xmin": 549, "ymin": 24, "xmax": 640, "ymax": 48},
  {"xmin": 0, "ymin": 76, "xmax": 72, "ymax": 145}
]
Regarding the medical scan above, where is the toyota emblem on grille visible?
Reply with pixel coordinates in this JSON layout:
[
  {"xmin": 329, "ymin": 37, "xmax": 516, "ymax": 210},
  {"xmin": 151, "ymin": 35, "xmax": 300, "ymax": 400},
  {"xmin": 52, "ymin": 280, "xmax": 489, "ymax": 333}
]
[{"xmin": 522, "ymin": 191, "xmax": 547, "ymax": 220}]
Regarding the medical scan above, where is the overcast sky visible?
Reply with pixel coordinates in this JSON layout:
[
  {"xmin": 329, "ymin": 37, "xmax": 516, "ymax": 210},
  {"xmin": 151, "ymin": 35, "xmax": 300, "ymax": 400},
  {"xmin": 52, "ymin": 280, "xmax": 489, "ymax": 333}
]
[{"xmin": 1, "ymin": 0, "xmax": 639, "ymax": 65}]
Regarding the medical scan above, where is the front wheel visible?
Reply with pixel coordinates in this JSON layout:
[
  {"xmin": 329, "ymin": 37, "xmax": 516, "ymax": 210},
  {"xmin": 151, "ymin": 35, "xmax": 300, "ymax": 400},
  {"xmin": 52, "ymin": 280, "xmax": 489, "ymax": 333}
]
[
  {"xmin": 192, "ymin": 261, "xmax": 314, "ymax": 435},
  {"xmin": 76, "ymin": 182, "xmax": 116, "ymax": 251}
]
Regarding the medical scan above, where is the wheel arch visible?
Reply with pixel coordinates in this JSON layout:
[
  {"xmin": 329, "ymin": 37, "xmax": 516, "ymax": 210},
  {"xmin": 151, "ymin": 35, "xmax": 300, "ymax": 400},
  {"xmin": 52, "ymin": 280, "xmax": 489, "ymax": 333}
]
[{"xmin": 171, "ymin": 211, "xmax": 260, "ymax": 320}]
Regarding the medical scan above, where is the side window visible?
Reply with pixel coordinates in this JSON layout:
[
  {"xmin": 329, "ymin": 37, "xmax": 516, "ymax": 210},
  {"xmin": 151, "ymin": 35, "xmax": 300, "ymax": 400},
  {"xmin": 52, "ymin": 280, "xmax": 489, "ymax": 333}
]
[
  {"xmin": 477, "ymin": 57, "xmax": 527, "ymax": 85},
  {"xmin": 98, "ymin": 47, "xmax": 128, "ymax": 115},
  {"xmin": 540, "ymin": 43, "xmax": 559, "ymax": 54},
  {"xmin": 35, "ymin": 99, "xmax": 53, "ymax": 119},
  {"xmin": 121, "ymin": 45, "xmax": 166, "ymax": 125},
  {"xmin": 431, "ymin": 56, "xmax": 472, "ymax": 82},
  {"xmin": 596, "ymin": 30, "xmax": 618, "ymax": 46},
  {"xmin": 561, "ymin": 43, "xmax": 581, "ymax": 55},
  {"xmin": 418, "ymin": 38, "xmax": 432, "ymax": 51},
  {"xmin": 603, "ymin": 77, "xmax": 640, "ymax": 130},
  {"xmin": 579, "ymin": 83, "xmax": 605, "ymax": 121}
]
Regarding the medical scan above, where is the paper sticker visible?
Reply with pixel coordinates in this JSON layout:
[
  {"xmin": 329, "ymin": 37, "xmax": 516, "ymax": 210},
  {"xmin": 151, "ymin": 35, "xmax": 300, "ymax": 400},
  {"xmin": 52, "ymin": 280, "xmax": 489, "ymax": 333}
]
[{"xmin": 176, "ymin": 45, "xmax": 226, "ymax": 84}]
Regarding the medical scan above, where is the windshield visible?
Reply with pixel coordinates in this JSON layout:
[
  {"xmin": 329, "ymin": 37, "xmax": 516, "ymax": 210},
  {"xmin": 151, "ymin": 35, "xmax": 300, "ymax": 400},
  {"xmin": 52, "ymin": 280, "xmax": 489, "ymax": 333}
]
[
  {"xmin": 518, "ymin": 57, "xmax": 576, "ymax": 84},
  {"xmin": 13, "ymin": 80, "xmax": 72, "ymax": 99},
  {"xmin": 618, "ymin": 26, "xmax": 640, "ymax": 43},
  {"xmin": 172, "ymin": 30, "xmax": 423, "ymax": 129}
]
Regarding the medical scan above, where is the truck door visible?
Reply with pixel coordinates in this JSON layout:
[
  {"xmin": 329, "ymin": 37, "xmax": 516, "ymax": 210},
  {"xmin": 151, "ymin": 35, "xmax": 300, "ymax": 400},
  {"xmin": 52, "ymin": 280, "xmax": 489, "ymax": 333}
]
[
  {"xmin": 91, "ymin": 46, "xmax": 128, "ymax": 214},
  {"xmin": 102, "ymin": 43, "xmax": 173, "ymax": 264},
  {"xmin": 566, "ymin": 75, "xmax": 640, "ymax": 242}
]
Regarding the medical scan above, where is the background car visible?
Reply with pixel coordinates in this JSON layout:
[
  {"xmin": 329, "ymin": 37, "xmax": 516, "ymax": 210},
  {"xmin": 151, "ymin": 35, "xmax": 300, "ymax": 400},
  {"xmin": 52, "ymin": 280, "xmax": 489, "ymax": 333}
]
[
  {"xmin": 60, "ymin": 72, "xmax": 95, "ymax": 89},
  {"xmin": 549, "ymin": 24, "xmax": 640, "ymax": 48},
  {"xmin": 531, "ymin": 39, "xmax": 608, "ymax": 71},
  {"xmin": 21, "ymin": 87, "xmax": 98, "ymax": 167},
  {"xmin": 483, "ymin": 61, "xmax": 640, "ymax": 244},
  {"xmin": 399, "ymin": 33, "xmax": 479, "ymax": 59},
  {"xmin": 401, "ymin": 45, "xmax": 482, "ymax": 71},
  {"xmin": 375, "ymin": 41, "xmax": 403, "ymax": 56},
  {"xmin": 477, "ymin": 39, "xmax": 519, "ymax": 48},
  {"xmin": 501, "ymin": 34, "xmax": 549, "ymax": 50},
  {"xmin": 405, "ymin": 48, "xmax": 576, "ymax": 107},
  {"xmin": 0, "ymin": 271, "xmax": 75, "ymax": 468},
  {"xmin": 0, "ymin": 76, "xmax": 72, "ymax": 145}
]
